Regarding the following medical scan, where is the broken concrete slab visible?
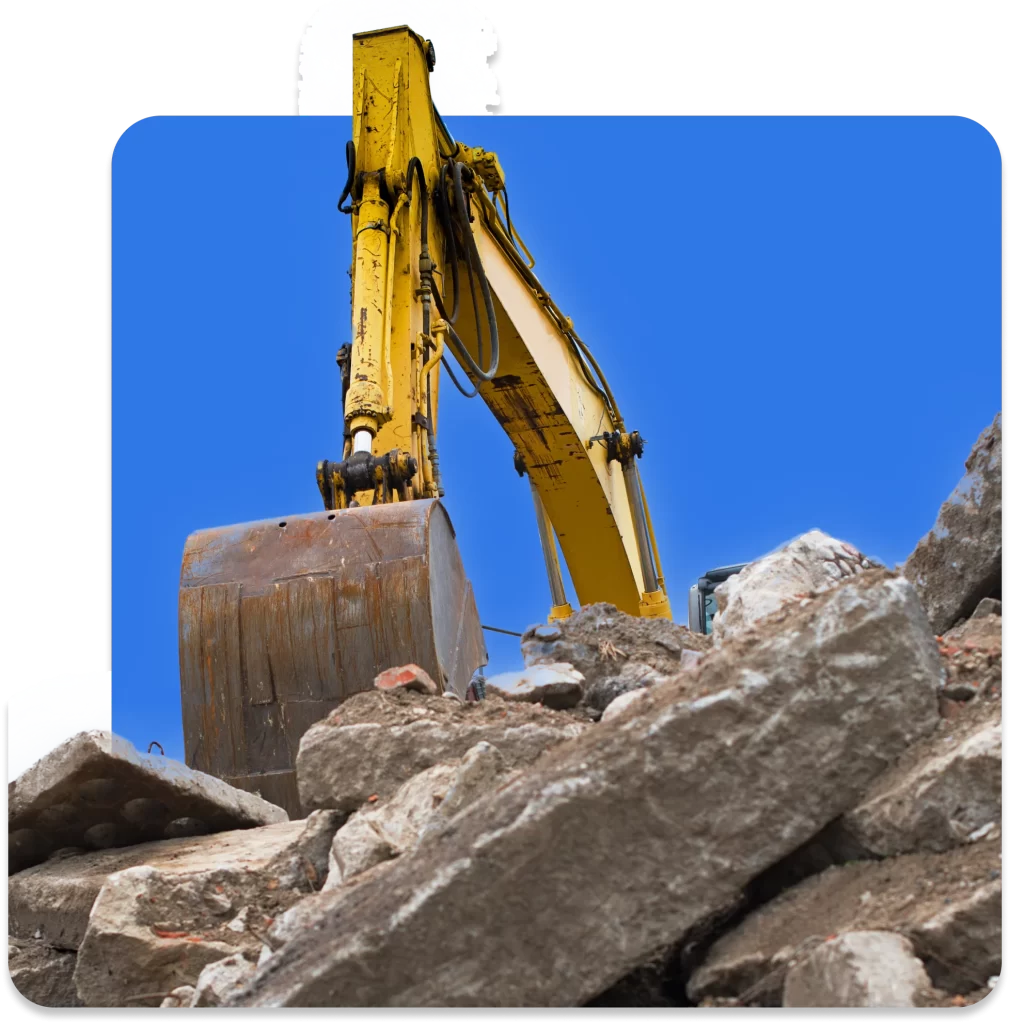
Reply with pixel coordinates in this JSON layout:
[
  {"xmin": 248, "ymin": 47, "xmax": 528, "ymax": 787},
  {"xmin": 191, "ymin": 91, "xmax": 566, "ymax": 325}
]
[
  {"xmin": 973, "ymin": 597, "xmax": 1001, "ymax": 619},
  {"xmin": 484, "ymin": 663, "xmax": 584, "ymax": 709},
  {"xmin": 72, "ymin": 810, "xmax": 342, "ymax": 1007},
  {"xmin": 374, "ymin": 663, "xmax": 439, "ymax": 695},
  {"xmin": 10, "ymin": 812, "xmax": 340, "ymax": 954},
  {"xmin": 782, "ymin": 931, "xmax": 933, "ymax": 1007},
  {"xmin": 688, "ymin": 840, "xmax": 1001, "ymax": 1005},
  {"xmin": 520, "ymin": 602, "xmax": 709, "ymax": 688},
  {"xmin": 8, "ymin": 936, "xmax": 82, "ymax": 1007},
  {"xmin": 906, "ymin": 875, "xmax": 1002, "ymax": 994},
  {"xmin": 297, "ymin": 688, "xmax": 587, "ymax": 814},
  {"xmin": 903, "ymin": 412, "xmax": 1002, "ymax": 635},
  {"xmin": 229, "ymin": 571, "xmax": 942, "ymax": 1007},
  {"xmin": 324, "ymin": 742, "xmax": 509, "ymax": 888},
  {"xmin": 837, "ymin": 697, "xmax": 1001, "ymax": 856},
  {"xmin": 712, "ymin": 529, "xmax": 877, "ymax": 646},
  {"xmin": 8, "ymin": 730, "xmax": 288, "ymax": 874}
]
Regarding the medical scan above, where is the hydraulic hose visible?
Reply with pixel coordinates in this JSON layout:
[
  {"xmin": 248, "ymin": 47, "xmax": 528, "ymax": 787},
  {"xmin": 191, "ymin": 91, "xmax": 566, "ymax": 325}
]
[{"xmin": 337, "ymin": 141, "xmax": 355, "ymax": 214}]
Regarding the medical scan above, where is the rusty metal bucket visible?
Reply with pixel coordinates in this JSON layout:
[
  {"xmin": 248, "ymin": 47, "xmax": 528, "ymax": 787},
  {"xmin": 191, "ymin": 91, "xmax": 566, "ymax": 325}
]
[{"xmin": 178, "ymin": 499, "xmax": 486, "ymax": 816}]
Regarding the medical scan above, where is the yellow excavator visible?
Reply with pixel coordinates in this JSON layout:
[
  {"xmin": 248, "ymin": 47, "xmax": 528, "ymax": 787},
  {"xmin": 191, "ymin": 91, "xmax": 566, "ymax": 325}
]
[{"xmin": 178, "ymin": 26, "xmax": 671, "ymax": 814}]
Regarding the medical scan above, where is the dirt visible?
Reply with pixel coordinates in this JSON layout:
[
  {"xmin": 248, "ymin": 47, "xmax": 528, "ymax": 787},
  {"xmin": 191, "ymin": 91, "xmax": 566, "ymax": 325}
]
[
  {"xmin": 322, "ymin": 688, "xmax": 596, "ymax": 729},
  {"xmin": 520, "ymin": 602, "xmax": 712, "ymax": 679}
]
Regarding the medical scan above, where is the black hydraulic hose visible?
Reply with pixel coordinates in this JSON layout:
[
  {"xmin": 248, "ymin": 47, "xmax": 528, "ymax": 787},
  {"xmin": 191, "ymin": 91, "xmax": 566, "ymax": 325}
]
[
  {"xmin": 436, "ymin": 162, "xmax": 460, "ymax": 323},
  {"xmin": 428, "ymin": 161, "xmax": 499, "ymax": 384},
  {"xmin": 337, "ymin": 141, "xmax": 355, "ymax": 214},
  {"xmin": 405, "ymin": 157, "xmax": 499, "ymax": 395}
]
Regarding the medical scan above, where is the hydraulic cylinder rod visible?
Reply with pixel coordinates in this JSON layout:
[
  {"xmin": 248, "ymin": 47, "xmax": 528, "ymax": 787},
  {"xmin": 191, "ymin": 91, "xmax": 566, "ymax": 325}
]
[{"xmin": 529, "ymin": 479, "xmax": 573, "ymax": 621}]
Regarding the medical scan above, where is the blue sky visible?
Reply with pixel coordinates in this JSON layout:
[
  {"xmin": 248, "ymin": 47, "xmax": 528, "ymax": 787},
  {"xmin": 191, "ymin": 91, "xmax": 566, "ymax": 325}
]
[{"xmin": 113, "ymin": 116, "xmax": 1000, "ymax": 759}]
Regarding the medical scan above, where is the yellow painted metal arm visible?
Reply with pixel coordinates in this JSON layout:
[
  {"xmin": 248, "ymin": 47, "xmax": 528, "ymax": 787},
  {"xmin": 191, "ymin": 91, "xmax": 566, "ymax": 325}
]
[{"xmin": 344, "ymin": 26, "xmax": 670, "ymax": 619}]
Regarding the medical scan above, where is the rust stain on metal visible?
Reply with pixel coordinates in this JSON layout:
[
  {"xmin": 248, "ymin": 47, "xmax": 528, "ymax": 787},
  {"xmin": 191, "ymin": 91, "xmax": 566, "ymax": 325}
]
[{"xmin": 179, "ymin": 499, "xmax": 485, "ymax": 817}]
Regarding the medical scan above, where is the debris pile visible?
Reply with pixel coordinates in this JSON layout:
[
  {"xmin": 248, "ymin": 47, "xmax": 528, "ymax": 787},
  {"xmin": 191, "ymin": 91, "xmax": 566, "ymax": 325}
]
[{"xmin": 8, "ymin": 413, "xmax": 1001, "ymax": 1007}]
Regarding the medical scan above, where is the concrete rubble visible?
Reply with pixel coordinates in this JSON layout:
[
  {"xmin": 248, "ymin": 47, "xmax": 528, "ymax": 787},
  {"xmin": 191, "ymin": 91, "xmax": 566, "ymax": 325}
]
[
  {"xmin": 711, "ymin": 529, "xmax": 878, "ymax": 645},
  {"xmin": 8, "ymin": 936, "xmax": 82, "ymax": 1007},
  {"xmin": 688, "ymin": 841, "xmax": 1001, "ymax": 1004},
  {"xmin": 296, "ymin": 688, "xmax": 587, "ymax": 813},
  {"xmin": 7, "ymin": 410, "xmax": 1002, "ymax": 1008},
  {"xmin": 9, "ymin": 729, "xmax": 287, "ymax": 874},
  {"xmin": 520, "ymin": 603, "xmax": 709, "ymax": 713},
  {"xmin": 324, "ymin": 741, "xmax": 509, "ymax": 888},
  {"xmin": 782, "ymin": 931, "xmax": 934, "ymax": 1008},
  {"xmin": 68, "ymin": 812, "xmax": 340, "ymax": 1006},
  {"xmin": 903, "ymin": 412, "xmax": 1002, "ymax": 634},
  {"xmin": 836, "ymin": 697, "xmax": 1001, "ymax": 857},
  {"xmin": 227, "ymin": 571, "xmax": 942, "ymax": 1006}
]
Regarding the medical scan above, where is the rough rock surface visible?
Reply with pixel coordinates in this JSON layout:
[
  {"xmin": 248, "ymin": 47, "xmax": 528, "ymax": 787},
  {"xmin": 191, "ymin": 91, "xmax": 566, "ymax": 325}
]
[
  {"xmin": 229, "ymin": 572, "xmax": 941, "ymax": 1007},
  {"xmin": 325, "ymin": 743, "xmax": 508, "ymax": 888},
  {"xmin": 689, "ymin": 840, "xmax": 1001, "ymax": 1004},
  {"xmin": 192, "ymin": 952, "xmax": 258, "ymax": 1007},
  {"xmin": 297, "ymin": 688, "xmax": 587, "ymax": 813},
  {"xmin": 712, "ymin": 529, "xmax": 877, "ymax": 646},
  {"xmin": 837, "ymin": 696, "xmax": 1000, "ymax": 856},
  {"xmin": 484, "ymin": 664, "xmax": 585, "ymax": 709},
  {"xmin": 520, "ymin": 603, "xmax": 709, "ymax": 686},
  {"xmin": 903, "ymin": 412, "xmax": 1002, "ymax": 634},
  {"xmin": 8, "ymin": 936, "xmax": 82, "ymax": 1007},
  {"xmin": 583, "ymin": 660, "xmax": 668, "ymax": 712},
  {"xmin": 71, "ymin": 811, "xmax": 342, "ymax": 1006},
  {"xmin": 10, "ymin": 812, "xmax": 340, "ymax": 952},
  {"xmin": 160, "ymin": 985, "xmax": 196, "ymax": 1007},
  {"xmin": 782, "ymin": 931, "xmax": 933, "ymax": 1008},
  {"xmin": 8, "ymin": 730, "xmax": 287, "ymax": 874},
  {"xmin": 599, "ymin": 686, "xmax": 651, "ymax": 722}
]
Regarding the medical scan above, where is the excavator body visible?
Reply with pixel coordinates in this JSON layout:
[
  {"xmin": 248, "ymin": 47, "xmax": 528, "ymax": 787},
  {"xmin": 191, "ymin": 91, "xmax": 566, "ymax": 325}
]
[{"xmin": 179, "ymin": 25, "xmax": 671, "ymax": 815}]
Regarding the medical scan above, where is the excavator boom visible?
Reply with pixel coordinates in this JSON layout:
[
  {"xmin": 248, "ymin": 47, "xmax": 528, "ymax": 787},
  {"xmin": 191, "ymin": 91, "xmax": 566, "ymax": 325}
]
[{"xmin": 179, "ymin": 25, "xmax": 670, "ymax": 815}]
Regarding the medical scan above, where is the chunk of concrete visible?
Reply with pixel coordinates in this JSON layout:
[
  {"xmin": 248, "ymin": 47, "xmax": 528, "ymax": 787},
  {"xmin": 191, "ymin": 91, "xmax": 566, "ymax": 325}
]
[
  {"xmin": 903, "ymin": 412, "xmax": 1002, "ymax": 634},
  {"xmin": 73, "ymin": 810, "xmax": 342, "ymax": 1007},
  {"xmin": 689, "ymin": 841, "xmax": 1001, "ymax": 1004},
  {"xmin": 229, "ymin": 572, "xmax": 942, "ymax": 1007},
  {"xmin": 783, "ymin": 931, "xmax": 933, "ymax": 1007},
  {"xmin": 838, "ymin": 699, "xmax": 1001, "ymax": 856},
  {"xmin": 9, "ymin": 730, "xmax": 288, "ymax": 874},
  {"xmin": 10, "ymin": 811, "xmax": 341, "ymax": 953},
  {"xmin": 8, "ymin": 936, "xmax": 82, "ymax": 1007},
  {"xmin": 712, "ymin": 529, "xmax": 877, "ymax": 646},
  {"xmin": 159, "ymin": 985, "xmax": 196, "ymax": 1007},
  {"xmin": 599, "ymin": 686, "xmax": 651, "ymax": 722},
  {"xmin": 297, "ymin": 689, "xmax": 586, "ymax": 814},
  {"xmin": 484, "ymin": 663, "xmax": 584, "ymax": 709},
  {"xmin": 906, "ymin": 877, "xmax": 1002, "ymax": 993},
  {"xmin": 192, "ymin": 952, "xmax": 257, "ymax": 1007},
  {"xmin": 325, "ymin": 743, "xmax": 509, "ymax": 888}
]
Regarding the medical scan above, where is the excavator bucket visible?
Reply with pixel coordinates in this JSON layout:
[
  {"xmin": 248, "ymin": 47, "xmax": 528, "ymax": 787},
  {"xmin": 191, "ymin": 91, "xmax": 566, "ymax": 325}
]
[{"xmin": 178, "ymin": 499, "xmax": 486, "ymax": 816}]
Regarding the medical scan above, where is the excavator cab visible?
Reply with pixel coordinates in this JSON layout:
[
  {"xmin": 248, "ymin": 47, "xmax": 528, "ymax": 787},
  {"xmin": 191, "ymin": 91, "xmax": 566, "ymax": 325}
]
[
  {"xmin": 687, "ymin": 564, "xmax": 747, "ymax": 634},
  {"xmin": 178, "ymin": 25, "xmax": 672, "ymax": 816}
]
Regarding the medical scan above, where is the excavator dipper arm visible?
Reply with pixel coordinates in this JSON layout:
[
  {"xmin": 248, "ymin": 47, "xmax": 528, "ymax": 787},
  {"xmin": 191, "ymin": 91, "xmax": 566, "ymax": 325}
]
[{"xmin": 334, "ymin": 25, "xmax": 671, "ymax": 621}]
